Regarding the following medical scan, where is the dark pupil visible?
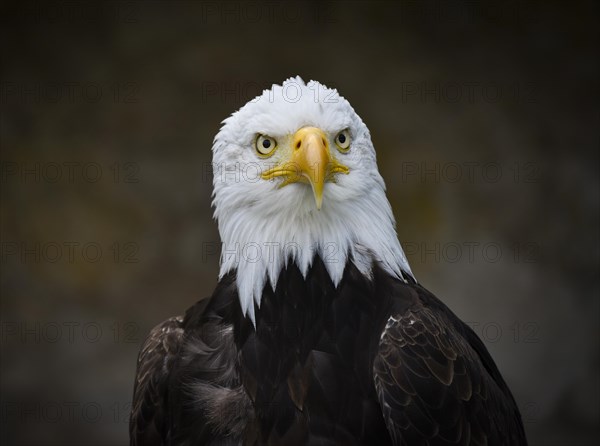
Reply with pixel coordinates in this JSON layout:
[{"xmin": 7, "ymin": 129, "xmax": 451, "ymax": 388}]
[
  {"xmin": 262, "ymin": 139, "xmax": 271, "ymax": 149},
  {"xmin": 338, "ymin": 133, "xmax": 346, "ymax": 144}
]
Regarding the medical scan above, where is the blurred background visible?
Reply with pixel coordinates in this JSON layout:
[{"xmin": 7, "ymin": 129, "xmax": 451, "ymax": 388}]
[{"xmin": 1, "ymin": 1, "xmax": 598, "ymax": 444}]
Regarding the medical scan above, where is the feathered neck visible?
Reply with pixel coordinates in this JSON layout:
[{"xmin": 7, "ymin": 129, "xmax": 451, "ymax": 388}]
[{"xmin": 215, "ymin": 178, "xmax": 413, "ymax": 326}]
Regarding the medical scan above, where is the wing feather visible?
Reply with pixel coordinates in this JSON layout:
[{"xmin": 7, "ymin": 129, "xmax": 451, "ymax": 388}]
[
  {"xmin": 373, "ymin": 287, "xmax": 527, "ymax": 446},
  {"xmin": 129, "ymin": 316, "xmax": 184, "ymax": 445}
]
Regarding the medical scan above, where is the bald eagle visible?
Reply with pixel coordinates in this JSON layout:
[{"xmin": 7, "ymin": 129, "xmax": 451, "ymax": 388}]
[{"xmin": 130, "ymin": 78, "xmax": 527, "ymax": 445}]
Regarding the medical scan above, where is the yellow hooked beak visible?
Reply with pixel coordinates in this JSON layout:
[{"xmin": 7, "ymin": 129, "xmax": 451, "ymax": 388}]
[{"xmin": 261, "ymin": 127, "xmax": 349, "ymax": 209}]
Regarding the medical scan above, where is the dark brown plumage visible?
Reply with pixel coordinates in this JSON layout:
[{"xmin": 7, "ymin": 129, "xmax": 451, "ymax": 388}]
[{"xmin": 130, "ymin": 257, "xmax": 527, "ymax": 445}]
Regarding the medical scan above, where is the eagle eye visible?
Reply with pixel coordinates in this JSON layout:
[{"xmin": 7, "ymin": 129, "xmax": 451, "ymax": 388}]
[
  {"xmin": 255, "ymin": 135, "xmax": 277, "ymax": 156},
  {"xmin": 334, "ymin": 130, "xmax": 351, "ymax": 152}
]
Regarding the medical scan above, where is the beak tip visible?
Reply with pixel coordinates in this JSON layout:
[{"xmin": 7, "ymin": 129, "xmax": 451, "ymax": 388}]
[
  {"xmin": 313, "ymin": 193, "xmax": 323, "ymax": 210},
  {"xmin": 314, "ymin": 191, "xmax": 324, "ymax": 210}
]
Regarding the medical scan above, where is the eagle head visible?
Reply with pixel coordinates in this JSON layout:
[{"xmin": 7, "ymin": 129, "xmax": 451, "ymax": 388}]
[{"xmin": 211, "ymin": 77, "xmax": 412, "ymax": 324}]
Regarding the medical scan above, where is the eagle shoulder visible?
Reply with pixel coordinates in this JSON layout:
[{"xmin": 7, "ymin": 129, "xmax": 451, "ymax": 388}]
[{"xmin": 373, "ymin": 284, "xmax": 527, "ymax": 445}]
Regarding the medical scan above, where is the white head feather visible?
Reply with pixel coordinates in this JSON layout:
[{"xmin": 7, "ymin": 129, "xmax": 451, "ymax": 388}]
[{"xmin": 211, "ymin": 77, "xmax": 413, "ymax": 325}]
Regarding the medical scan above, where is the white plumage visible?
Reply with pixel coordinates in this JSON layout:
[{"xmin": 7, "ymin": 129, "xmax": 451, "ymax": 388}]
[{"xmin": 211, "ymin": 77, "xmax": 413, "ymax": 324}]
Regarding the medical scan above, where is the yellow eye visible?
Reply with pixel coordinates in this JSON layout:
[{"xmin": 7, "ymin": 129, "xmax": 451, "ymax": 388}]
[
  {"xmin": 334, "ymin": 130, "xmax": 351, "ymax": 152},
  {"xmin": 255, "ymin": 135, "xmax": 277, "ymax": 156}
]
